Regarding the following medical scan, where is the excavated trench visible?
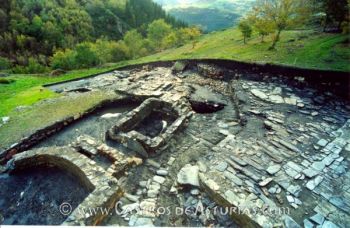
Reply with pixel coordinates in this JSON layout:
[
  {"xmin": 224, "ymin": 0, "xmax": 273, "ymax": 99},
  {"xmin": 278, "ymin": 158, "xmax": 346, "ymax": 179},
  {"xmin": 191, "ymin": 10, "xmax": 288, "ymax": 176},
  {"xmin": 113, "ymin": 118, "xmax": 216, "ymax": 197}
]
[
  {"xmin": 36, "ymin": 100, "xmax": 141, "ymax": 148},
  {"xmin": 1, "ymin": 60, "xmax": 349, "ymax": 227},
  {"xmin": 0, "ymin": 166, "xmax": 90, "ymax": 225}
]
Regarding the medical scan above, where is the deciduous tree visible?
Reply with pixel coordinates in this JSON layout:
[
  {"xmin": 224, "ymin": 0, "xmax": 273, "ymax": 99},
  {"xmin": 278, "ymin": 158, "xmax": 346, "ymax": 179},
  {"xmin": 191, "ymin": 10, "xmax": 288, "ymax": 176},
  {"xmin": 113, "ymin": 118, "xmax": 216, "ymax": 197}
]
[
  {"xmin": 250, "ymin": 0, "xmax": 311, "ymax": 50},
  {"xmin": 238, "ymin": 20, "xmax": 252, "ymax": 44}
]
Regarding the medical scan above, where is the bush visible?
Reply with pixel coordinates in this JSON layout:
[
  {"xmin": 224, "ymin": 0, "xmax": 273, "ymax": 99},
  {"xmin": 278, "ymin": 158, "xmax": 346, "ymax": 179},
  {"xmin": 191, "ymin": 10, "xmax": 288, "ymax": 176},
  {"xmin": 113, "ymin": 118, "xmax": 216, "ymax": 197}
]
[
  {"xmin": 12, "ymin": 58, "xmax": 49, "ymax": 74},
  {"xmin": 0, "ymin": 57, "xmax": 11, "ymax": 70},
  {"xmin": 110, "ymin": 41, "xmax": 130, "ymax": 62},
  {"xmin": 75, "ymin": 42, "xmax": 99, "ymax": 68},
  {"xmin": 51, "ymin": 49, "xmax": 76, "ymax": 70}
]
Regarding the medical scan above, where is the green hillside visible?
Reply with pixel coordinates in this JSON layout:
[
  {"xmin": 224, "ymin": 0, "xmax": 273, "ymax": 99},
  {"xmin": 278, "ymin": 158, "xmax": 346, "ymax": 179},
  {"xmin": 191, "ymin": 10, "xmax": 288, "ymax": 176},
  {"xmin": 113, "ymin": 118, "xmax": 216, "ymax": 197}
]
[{"xmin": 138, "ymin": 28, "xmax": 350, "ymax": 72}]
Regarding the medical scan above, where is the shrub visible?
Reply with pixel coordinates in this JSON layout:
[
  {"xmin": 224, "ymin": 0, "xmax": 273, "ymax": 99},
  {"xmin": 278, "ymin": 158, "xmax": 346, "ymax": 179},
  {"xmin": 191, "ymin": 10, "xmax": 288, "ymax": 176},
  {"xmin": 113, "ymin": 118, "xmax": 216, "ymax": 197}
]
[
  {"xmin": 12, "ymin": 58, "xmax": 49, "ymax": 74},
  {"xmin": 0, "ymin": 57, "xmax": 11, "ymax": 70},
  {"xmin": 51, "ymin": 49, "xmax": 77, "ymax": 70},
  {"xmin": 75, "ymin": 42, "xmax": 99, "ymax": 68},
  {"xmin": 110, "ymin": 41, "xmax": 130, "ymax": 62}
]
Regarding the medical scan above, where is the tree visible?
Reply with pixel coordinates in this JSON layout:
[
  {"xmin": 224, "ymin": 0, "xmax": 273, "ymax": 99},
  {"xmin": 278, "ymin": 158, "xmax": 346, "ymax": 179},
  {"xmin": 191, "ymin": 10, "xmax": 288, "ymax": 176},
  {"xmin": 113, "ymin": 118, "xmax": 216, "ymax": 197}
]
[
  {"xmin": 247, "ymin": 14, "xmax": 274, "ymax": 42},
  {"xmin": 250, "ymin": 0, "xmax": 311, "ymax": 50},
  {"xmin": 75, "ymin": 43, "xmax": 98, "ymax": 68},
  {"xmin": 238, "ymin": 20, "xmax": 252, "ymax": 44},
  {"xmin": 123, "ymin": 29, "xmax": 145, "ymax": 58},
  {"xmin": 147, "ymin": 19, "xmax": 172, "ymax": 50},
  {"xmin": 322, "ymin": 0, "xmax": 349, "ymax": 32}
]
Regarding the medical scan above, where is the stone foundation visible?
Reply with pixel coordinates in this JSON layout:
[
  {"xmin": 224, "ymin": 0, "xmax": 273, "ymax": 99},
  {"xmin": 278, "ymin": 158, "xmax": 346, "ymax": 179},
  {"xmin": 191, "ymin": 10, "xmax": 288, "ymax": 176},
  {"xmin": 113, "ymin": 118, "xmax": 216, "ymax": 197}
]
[{"xmin": 107, "ymin": 98, "xmax": 190, "ymax": 157}]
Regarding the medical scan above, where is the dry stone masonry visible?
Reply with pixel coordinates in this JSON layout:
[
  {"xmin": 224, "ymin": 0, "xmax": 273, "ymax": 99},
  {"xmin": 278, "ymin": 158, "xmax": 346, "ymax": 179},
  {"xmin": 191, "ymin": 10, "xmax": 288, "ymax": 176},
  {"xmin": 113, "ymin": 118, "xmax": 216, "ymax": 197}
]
[{"xmin": 0, "ymin": 61, "xmax": 349, "ymax": 227}]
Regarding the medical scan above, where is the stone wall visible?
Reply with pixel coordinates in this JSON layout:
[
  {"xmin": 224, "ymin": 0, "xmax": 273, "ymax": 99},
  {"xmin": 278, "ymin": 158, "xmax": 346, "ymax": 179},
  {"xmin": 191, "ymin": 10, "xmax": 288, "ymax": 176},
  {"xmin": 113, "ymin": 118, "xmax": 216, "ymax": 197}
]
[{"xmin": 8, "ymin": 146, "xmax": 123, "ymax": 226}]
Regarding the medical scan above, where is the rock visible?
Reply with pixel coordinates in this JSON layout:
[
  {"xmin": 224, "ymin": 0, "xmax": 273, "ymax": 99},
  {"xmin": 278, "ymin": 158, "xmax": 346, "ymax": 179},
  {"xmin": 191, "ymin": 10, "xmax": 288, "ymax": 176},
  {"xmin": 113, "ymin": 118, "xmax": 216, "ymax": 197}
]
[
  {"xmin": 2, "ymin": 117, "xmax": 10, "ymax": 124},
  {"xmin": 303, "ymin": 219, "xmax": 314, "ymax": 228},
  {"xmin": 329, "ymin": 196, "xmax": 349, "ymax": 211},
  {"xmin": 156, "ymin": 169, "xmax": 168, "ymax": 176},
  {"xmin": 317, "ymin": 139, "xmax": 329, "ymax": 147},
  {"xmin": 215, "ymin": 161, "xmax": 228, "ymax": 172},
  {"xmin": 259, "ymin": 177, "xmax": 273, "ymax": 187},
  {"xmin": 311, "ymin": 161, "xmax": 326, "ymax": 172},
  {"xmin": 146, "ymin": 160, "xmax": 161, "ymax": 168},
  {"xmin": 50, "ymin": 69, "xmax": 66, "ymax": 76},
  {"xmin": 114, "ymin": 71, "xmax": 129, "ymax": 79},
  {"xmin": 127, "ymin": 156, "xmax": 143, "ymax": 166},
  {"xmin": 147, "ymin": 190, "xmax": 159, "ymax": 198},
  {"xmin": 275, "ymin": 138, "xmax": 301, "ymax": 153},
  {"xmin": 251, "ymin": 89, "xmax": 268, "ymax": 100},
  {"xmin": 271, "ymin": 87, "xmax": 282, "ymax": 94},
  {"xmin": 223, "ymin": 171, "xmax": 243, "ymax": 186},
  {"xmin": 322, "ymin": 221, "xmax": 339, "ymax": 228},
  {"xmin": 172, "ymin": 61, "xmax": 188, "ymax": 74},
  {"xmin": 224, "ymin": 190, "xmax": 241, "ymax": 204},
  {"xmin": 197, "ymin": 161, "xmax": 207, "ymax": 172},
  {"xmin": 139, "ymin": 181, "xmax": 147, "ymax": 188},
  {"xmin": 269, "ymin": 95, "xmax": 285, "ymax": 104},
  {"xmin": 302, "ymin": 168, "xmax": 319, "ymax": 178},
  {"xmin": 294, "ymin": 198, "xmax": 302, "ymax": 205},
  {"xmin": 310, "ymin": 213, "xmax": 325, "ymax": 225},
  {"xmin": 101, "ymin": 113, "xmax": 121, "ymax": 119},
  {"xmin": 177, "ymin": 164, "xmax": 200, "ymax": 187},
  {"xmin": 306, "ymin": 176, "xmax": 324, "ymax": 191},
  {"xmin": 189, "ymin": 85, "xmax": 226, "ymax": 113},
  {"xmin": 153, "ymin": 176, "xmax": 166, "ymax": 184},
  {"xmin": 190, "ymin": 189, "xmax": 200, "ymax": 195},
  {"xmin": 297, "ymin": 103, "xmax": 305, "ymax": 108},
  {"xmin": 287, "ymin": 195, "xmax": 294, "ymax": 203},
  {"xmin": 284, "ymin": 215, "xmax": 301, "ymax": 228},
  {"xmin": 267, "ymin": 164, "xmax": 281, "ymax": 175},
  {"xmin": 200, "ymin": 173, "xmax": 220, "ymax": 192},
  {"xmin": 73, "ymin": 135, "xmax": 98, "ymax": 156},
  {"xmin": 285, "ymin": 97, "xmax": 298, "ymax": 105},
  {"xmin": 0, "ymin": 165, "xmax": 7, "ymax": 174},
  {"xmin": 287, "ymin": 185, "xmax": 302, "ymax": 196},
  {"xmin": 124, "ymin": 193, "xmax": 140, "ymax": 202},
  {"xmin": 268, "ymin": 186, "xmax": 277, "ymax": 194},
  {"xmin": 167, "ymin": 157, "xmax": 176, "ymax": 165},
  {"xmin": 131, "ymin": 217, "xmax": 154, "ymax": 227},
  {"xmin": 197, "ymin": 63, "xmax": 225, "ymax": 79}
]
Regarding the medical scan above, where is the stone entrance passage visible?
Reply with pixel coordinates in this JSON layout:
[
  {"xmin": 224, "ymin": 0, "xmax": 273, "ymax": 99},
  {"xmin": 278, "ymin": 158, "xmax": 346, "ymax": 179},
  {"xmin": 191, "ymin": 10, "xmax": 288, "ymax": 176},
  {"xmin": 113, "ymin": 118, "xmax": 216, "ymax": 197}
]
[{"xmin": 107, "ymin": 98, "xmax": 189, "ymax": 158}]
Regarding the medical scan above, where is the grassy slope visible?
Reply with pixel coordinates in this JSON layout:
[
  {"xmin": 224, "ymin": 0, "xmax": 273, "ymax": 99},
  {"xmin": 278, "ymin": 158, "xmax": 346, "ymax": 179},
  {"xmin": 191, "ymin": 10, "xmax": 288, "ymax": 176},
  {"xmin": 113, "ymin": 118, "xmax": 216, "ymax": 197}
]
[
  {"xmin": 0, "ymin": 90, "xmax": 121, "ymax": 150},
  {"xmin": 0, "ymin": 29, "xmax": 349, "ymax": 117},
  {"xmin": 140, "ymin": 28, "xmax": 350, "ymax": 71},
  {"xmin": 0, "ymin": 63, "xmax": 135, "ymax": 116}
]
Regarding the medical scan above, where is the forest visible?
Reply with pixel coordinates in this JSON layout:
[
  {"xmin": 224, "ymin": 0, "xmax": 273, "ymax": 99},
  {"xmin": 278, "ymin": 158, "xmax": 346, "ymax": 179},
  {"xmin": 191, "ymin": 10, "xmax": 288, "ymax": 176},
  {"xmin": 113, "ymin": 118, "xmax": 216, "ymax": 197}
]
[{"xmin": 0, "ymin": 0, "xmax": 200, "ymax": 73}]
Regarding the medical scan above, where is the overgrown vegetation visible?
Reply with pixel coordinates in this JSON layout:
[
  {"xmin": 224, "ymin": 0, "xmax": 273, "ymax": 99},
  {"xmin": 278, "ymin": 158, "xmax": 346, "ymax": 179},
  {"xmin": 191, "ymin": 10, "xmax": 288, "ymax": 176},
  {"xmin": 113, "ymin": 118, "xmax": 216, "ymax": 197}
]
[
  {"xmin": 0, "ymin": 0, "xmax": 199, "ymax": 73},
  {"xmin": 49, "ymin": 20, "xmax": 201, "ymax": 71}
]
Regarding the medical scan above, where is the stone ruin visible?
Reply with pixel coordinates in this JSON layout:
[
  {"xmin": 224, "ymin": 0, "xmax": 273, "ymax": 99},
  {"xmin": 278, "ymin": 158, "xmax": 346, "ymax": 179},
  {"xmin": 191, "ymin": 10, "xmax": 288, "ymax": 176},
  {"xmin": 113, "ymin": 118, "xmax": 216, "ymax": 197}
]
[
  {"xmin": 0, "ymin": 61, "xmax": 349, "ymax": 227},
  {"xmin": 107, "ymin": 98, "xmax": 190, "ymax": 158}
]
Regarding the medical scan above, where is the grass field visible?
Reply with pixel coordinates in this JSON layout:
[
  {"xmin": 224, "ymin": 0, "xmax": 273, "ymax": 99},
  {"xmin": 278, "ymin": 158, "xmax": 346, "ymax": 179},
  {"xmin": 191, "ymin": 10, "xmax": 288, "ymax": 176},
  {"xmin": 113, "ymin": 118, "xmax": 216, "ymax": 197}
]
[{"xmin": 0, "ymin": 28, "xmax": 349, "ymax": 117}]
